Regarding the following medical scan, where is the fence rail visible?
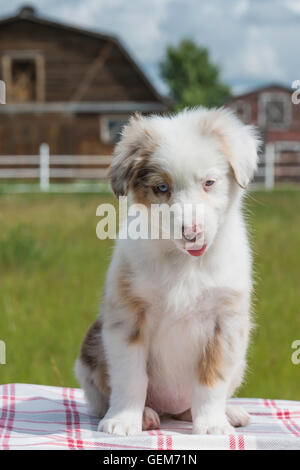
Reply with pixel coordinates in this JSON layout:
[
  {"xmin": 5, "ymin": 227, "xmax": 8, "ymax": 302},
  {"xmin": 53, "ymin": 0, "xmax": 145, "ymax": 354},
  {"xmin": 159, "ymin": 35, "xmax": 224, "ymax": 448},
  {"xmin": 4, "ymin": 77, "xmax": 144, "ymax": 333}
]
[
  {"xmin": 0, "ymin": 143, "xmax": 111, "ymax": 191},
  {"xmin": 255, "ymin": 141, "xmax": 300, "ymax": 189},
  {"xmin": 0, "ymin": 155, "xmax": 112, "ymax": 165},
  {"xmin": 1, "ymin": 142, "xmax": 300, "ymax": 191}
]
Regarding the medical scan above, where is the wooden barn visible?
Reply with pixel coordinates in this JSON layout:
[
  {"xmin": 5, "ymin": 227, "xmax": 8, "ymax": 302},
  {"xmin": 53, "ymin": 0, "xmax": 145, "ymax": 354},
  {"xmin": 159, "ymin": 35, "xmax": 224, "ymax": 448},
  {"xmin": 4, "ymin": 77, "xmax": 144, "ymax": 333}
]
[
  {"xmin": 227, "ymin": 84, "xmax": 300, "ymax": 184},
  {"xmin": 0, "ymin": 5, "xmax": 168, "ymax": 160}
]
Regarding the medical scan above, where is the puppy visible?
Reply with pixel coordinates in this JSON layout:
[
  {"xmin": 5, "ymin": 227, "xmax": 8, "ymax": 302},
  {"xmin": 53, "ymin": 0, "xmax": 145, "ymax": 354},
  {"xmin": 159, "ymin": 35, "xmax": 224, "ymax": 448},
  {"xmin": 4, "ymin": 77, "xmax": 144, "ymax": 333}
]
[{"xmin": 75, "ymin": 107, "xmax": 259, "ymax": 435}]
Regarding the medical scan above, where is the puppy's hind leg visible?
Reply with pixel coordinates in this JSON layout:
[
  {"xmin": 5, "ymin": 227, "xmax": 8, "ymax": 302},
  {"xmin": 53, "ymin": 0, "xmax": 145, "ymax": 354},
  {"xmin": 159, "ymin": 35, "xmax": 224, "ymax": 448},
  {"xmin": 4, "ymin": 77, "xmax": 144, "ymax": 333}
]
[
  {"xmin": 75, "ymin": 358, "xmax": 108, "ymax": 417},
  {"xmin": 74, "ymin": 318, "xmax": 110, "ymax": 418}
]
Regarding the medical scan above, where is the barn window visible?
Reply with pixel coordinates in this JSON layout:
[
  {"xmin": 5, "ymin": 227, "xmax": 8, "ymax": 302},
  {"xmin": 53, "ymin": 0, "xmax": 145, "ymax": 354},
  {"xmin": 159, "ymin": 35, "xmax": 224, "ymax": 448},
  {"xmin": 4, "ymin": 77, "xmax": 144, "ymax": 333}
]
[
  {"xmin": 11, "ymin": 59, "xmax": 37, "ymax": 102},
  {"xmin": 230, "ymin": 100, "xmax": 251, "ymax": 123},
  {"xmin": 258, "ymin": 92, "xmax": 291, "ymax": 129},
  {"xmin": 100, "ymin": 115, "xmax": 129, "ymax": 144},
  {"xmin": 2, "ymin": 53, "xmax": 45, "ymax": 103}
]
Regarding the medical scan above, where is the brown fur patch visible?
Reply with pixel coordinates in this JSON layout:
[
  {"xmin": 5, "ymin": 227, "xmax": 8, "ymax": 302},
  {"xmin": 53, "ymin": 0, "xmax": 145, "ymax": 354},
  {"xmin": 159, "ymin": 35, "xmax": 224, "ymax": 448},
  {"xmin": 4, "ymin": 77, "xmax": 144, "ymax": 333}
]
[
  {"xmin": 80, "ymin": 318, "xmax": 110, "ymax": 396},
  {"xmin": 198, "ymin": 323, "xmax": 224, "ymax": 387},
  {"xmin": 109, "ymin": 115, "xmax": 159, "ymax": 197},
  {"xmin": 132, "ymin": 167, "xmax": 173, "ymax": 206},
  {"xmin": 117, "ymin": 262, "xmax": 148, "ymax": 345},
  {"xmin": 95, "ymin": 362, "xmax": 110, "ymax": 397},
  {"xmin": 222, "ymin": 290, "xmax": 243, "ymax": 309}
]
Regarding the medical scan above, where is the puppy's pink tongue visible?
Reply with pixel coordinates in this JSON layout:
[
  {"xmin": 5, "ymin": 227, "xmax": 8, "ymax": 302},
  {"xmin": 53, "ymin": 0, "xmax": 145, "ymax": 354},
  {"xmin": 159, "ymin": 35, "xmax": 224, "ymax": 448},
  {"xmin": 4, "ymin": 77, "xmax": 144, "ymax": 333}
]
[{"xmin": 187, "ymin": 244, "xmax": 207, "ymax": 257}]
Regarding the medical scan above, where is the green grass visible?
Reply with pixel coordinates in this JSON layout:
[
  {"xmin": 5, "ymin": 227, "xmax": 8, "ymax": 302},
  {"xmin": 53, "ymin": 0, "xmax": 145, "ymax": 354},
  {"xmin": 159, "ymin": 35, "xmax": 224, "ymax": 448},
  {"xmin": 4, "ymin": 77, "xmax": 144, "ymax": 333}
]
[{"xmin": 0, "ymin": 190, "xmax": 299, "ymax": 400}]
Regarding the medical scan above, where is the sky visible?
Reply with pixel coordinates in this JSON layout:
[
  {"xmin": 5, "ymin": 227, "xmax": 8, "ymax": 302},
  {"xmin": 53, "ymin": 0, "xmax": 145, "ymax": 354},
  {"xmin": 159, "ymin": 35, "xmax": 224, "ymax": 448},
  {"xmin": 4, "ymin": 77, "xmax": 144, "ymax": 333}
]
[{"xmin": 1, "ymin": 0, "xmax": 299, "ymax": 97}]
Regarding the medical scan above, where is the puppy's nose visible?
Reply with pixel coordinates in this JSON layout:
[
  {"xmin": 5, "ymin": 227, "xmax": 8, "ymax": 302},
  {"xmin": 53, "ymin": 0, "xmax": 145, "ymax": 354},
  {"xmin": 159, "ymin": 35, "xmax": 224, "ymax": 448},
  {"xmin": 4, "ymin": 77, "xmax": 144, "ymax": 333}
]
[{"xmin": 182, "ymin": 224, "xmax": 203, "ymax": 241}]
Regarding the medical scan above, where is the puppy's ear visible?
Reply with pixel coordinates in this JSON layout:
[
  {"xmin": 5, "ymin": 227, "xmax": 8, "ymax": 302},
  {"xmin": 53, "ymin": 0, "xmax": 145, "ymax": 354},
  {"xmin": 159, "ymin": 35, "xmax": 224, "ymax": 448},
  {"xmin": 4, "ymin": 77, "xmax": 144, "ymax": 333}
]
[
  {"xmin": 108, "ymin": 114, "xmax": 156, "ymax": 197},
  {"xmin": 201, "ymin": 108, "xmax": 261, "ymax": 189},
  {"xmin": 226, "ymin": 123, "xmax": 260, "ymax": 189}
]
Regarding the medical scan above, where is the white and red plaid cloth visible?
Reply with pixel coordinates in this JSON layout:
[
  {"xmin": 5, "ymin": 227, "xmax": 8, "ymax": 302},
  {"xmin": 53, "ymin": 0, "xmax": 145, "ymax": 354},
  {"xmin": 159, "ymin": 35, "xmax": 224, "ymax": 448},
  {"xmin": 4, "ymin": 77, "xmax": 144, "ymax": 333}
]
[{"xmin": 0, "ymin": 383, "xmax": 299, "ymax": 450}]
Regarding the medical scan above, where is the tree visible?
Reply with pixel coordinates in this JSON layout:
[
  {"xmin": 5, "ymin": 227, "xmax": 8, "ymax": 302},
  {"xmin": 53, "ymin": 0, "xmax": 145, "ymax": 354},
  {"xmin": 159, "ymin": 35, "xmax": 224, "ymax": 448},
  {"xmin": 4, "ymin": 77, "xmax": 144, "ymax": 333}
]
[{"xmin": 160, "ymin": 39, "xmax": 231, "ymax": 110}]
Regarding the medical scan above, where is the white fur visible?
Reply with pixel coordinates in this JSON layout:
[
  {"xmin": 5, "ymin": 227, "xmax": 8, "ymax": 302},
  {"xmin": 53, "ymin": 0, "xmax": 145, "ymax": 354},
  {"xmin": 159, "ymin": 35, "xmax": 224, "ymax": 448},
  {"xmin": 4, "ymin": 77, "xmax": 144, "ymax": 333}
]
[{"xmin": 75, "ymin": 107, "xmax": 259, "ymax": 435}]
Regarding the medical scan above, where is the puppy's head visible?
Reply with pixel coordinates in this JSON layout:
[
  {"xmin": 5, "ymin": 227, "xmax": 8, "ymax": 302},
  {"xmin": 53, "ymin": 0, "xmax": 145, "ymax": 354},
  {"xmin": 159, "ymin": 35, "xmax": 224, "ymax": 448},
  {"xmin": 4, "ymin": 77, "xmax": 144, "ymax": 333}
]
[{"xmin": 109, "ymin": 107, "xmax": 260, "ymax": 257}]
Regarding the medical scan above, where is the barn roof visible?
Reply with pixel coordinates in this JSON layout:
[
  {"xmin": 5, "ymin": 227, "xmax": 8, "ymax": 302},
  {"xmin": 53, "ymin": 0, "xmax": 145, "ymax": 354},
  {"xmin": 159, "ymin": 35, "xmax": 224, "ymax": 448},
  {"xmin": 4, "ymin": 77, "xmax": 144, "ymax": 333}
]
[
  {"xmin": 229, "ymin": 83, "xmax": 293, "ymax": 102},
  {"xmin": 0, "ymin": 5, "xmax": 169, "ymax": 110}
]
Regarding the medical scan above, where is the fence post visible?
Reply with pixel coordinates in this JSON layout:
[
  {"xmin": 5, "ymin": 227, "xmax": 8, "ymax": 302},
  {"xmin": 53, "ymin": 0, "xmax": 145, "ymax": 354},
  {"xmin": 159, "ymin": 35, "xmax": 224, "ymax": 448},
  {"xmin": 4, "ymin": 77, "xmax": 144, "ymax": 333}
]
[
  {"xmin": 264, "ymin": 143, "xmax": 275, "ymax": 190},
  {"xmin": 39, "ymin": 143, "xmax": 50, "ymax": 191}
]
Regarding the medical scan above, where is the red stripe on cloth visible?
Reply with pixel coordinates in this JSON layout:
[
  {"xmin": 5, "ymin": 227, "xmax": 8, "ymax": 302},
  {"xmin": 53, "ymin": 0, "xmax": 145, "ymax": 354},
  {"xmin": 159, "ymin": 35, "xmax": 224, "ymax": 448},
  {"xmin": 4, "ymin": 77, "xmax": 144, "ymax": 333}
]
[
  {"xmin": 7, "ymin": 439, "xmax": 153, "ymax": 450},
  {"xmin": 2, "ymin": 384, "xmax": 16, "ymax": 450},
  {"xmin": 279, "ymin": 419, "xmax": 299, "ymax": 437},
  {"xmin": 271, "ymin": 400, "xmax": 298, "ymax": 437},
  {"xmin": 238, "ymin": 434, "xmax": 245, "ymax": 450},
  {"xmin": 267, "ymin": 399, "xmax": 300, "ymax": 438},
  {"xmin": 251, "ymin": 411, "xmax": 300, "ymax": 417},
  {"xmin": 0, "ymin": 407, "xmax": 92, "ymax": 417},
  {"xmin": 69, "ymin": 387, "xmax": 83, "ymax": 449},
  {"xmin": 272, "ymin": 400, "xmax": 300, "ymax": 437},
  {"xmin": 62, "ymin": 387, "xmax": 75, "ymax": 449},
  {"xmin": 165, "ymin": 435, "xmax": 173, "ymax": 450},
  {"xmin": 0, "ymin": 384, "xmax": 8, "ymax": 448},
  {"xmin": 156, "ymin": 429, "xmax": 164, "ymax": 450},
  {"xmin": 229, "ymin": 434, "xmax": 236, "ymax": 450},
  {"xmin": 290, "ymin": 419, "xmax": 300, "ymax": 436},
  {"xmin": 264, "ymin": 398, "xmax": 269, "ymax": 408},
  {"xmin": 0, "ymin": 427, "xmax": 153, "ymax": 449},
  {"xmin": 271, "ymin": 400, "xmax": 291, "ymax": 421},
  {"xmin": 1, "ymin": 417, "xmax": 93, "ymax": 425}
]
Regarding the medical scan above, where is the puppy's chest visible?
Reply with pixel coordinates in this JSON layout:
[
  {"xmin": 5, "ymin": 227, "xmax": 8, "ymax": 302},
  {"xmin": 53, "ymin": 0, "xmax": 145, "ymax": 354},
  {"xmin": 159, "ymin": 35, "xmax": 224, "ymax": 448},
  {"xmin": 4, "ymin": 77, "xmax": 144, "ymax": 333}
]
[
  {"xmin": 145, "ymin": 297, "xmax": 217, "ymax": 415},
  {"xmin": 134, "ymin": 266, "xmax": 220, "ymax": 356},
  {"xmin": 143, "ymin": 280, "xmax": 219, "ymax": 366},
  {"xmin": 148, "ymin": 299, "xmax": 217, "ymax": 356},
  {"xmin": 135, "ymin": 264, "xmax": 214, "ymax": 318}
]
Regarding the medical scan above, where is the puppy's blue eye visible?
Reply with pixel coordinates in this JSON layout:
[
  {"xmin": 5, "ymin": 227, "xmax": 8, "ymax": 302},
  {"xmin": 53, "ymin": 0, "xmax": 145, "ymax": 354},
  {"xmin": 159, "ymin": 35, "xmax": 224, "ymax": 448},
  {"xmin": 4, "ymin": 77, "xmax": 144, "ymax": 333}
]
[
  {"xmin": 156, "ymin": 183, "xmax": 169, "ymax": 193},
  {"xmin": 205, "ymin": 180, "xmax": 215, "ymax": 187}
]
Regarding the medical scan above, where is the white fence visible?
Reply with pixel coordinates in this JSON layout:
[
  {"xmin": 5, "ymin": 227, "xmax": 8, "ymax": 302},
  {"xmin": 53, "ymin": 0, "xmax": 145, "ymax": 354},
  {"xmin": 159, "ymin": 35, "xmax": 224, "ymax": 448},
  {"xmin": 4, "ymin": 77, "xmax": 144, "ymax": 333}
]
[
  {"xmin": 0, "ymin": 143, "xmax": 111, "ymax": 191},
  {"xmin": 1, "ymin": 141, "xmax": 300, "ymax": 191},
  {"xmin": 255, "ymin": 141, "xmax": 300, "ymax": 189}
]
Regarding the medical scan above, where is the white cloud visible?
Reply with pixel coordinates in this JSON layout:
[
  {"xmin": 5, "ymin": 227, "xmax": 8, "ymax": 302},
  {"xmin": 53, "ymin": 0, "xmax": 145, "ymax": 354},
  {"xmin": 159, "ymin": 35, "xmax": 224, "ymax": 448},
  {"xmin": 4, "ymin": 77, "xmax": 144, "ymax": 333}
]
[
  {"xmin": 242, "ymin": 27, "xmax": 285, "ymax": 81},
  {"xmin": 282, "ymin": 0, "xmax": 300, "ymax": 14},
  {"xmin": 233, "ymin": 0, "xmax": 249, "ymax": 17},
  {"xmin": 1, "ymin": 0, "xmax": 299, "ymax": 96}
]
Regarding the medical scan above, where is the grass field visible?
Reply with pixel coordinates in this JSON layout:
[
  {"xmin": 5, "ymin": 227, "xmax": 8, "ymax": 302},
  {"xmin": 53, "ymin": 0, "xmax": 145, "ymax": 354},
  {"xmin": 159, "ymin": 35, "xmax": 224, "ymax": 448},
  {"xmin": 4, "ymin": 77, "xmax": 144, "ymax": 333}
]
[{"xmin": 0, "ymin": 190, "xmax": 299, "ymax": 400}]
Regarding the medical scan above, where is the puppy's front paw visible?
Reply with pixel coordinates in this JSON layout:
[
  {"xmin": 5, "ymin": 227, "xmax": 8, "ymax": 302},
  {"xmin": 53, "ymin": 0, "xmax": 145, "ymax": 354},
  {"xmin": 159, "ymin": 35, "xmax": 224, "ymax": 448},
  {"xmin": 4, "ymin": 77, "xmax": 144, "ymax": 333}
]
[
  {"xmin": 226, "ymin": 405, "xmax": 250, "ymax": 427},
  {"xmin": 193, "ymin": 416, "xmax": 235, "ymax": 435},
  {"xmin": 142, "ymin": 406, "xmax": 160, "ymax": 430},
  {"xmin": 98, "ymin": 413, "xmax": 142, "ymax": 436}
]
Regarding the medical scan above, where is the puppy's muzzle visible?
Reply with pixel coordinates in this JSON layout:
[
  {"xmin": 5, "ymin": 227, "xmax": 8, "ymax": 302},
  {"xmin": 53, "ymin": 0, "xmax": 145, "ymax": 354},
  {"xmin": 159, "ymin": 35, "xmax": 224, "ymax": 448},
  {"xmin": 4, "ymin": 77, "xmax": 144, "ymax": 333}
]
[{"xmin": 182, "ymin": 224, "xmax": 203, "ymax": 242}]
